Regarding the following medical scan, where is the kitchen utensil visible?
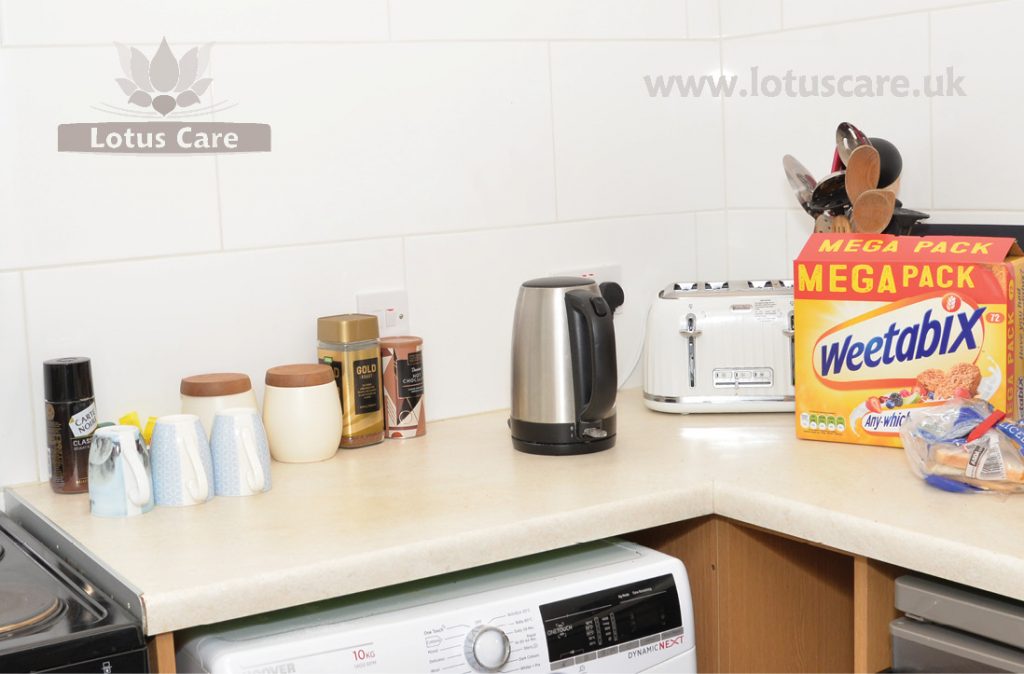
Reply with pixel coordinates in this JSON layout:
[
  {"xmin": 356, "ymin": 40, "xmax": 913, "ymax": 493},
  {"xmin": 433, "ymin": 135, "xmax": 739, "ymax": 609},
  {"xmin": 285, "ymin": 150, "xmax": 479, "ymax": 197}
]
[
  {"xmin": 844, "ymin": 145, "xmax": 881, "ymax": 205},
  {"xmin": 644, "ymin": 280, "xmax": 795, "ymax": 414},
  {"xmin": 809, "ymin": 171, "xmax": 849, "ymax": 213},
  {"xmin": 887, "ymin": 207, "xmax": 931, "ymax": 234},
  {"xmin": 783, "ymin": 155, "xmax": 818, "ymax": 215},
  {"xmin": 510, "ymin": 277, "xmax": 624, "ymax": 455},
  {"xmin": 868, "ymin": 137, "xmax": 903, "ymax": 188},
  {"xmin": 180, "ymin": 373, "xmax": 259, "ymax": 438},
  {"xmin": 262, "ymin": 364, "xmax": 342, "ymax": 463},
  {"xmin": 88, "ymin": 425, "xmax": 153, "ymax": 518},
  {"xmin": 210, "ymin": 408, "xmax": 271, "ymax": 497},
  {"xmin": 836, "ymin": 122, "xmax": 870, "ymax": 165},
  {"xmin": 814, "ymin": 212, "xmax": 833, "ymax": 233},
  {"xmin": 852, "ymin": 189, "xmax": 897, "ymax": 233},
  {"xmin": 150, "ymin": 414, "xmax": 214, "ymax": 507},
  {"xmin": 831, "ymin": 214, "xmax": 853, "ymax": 233}
]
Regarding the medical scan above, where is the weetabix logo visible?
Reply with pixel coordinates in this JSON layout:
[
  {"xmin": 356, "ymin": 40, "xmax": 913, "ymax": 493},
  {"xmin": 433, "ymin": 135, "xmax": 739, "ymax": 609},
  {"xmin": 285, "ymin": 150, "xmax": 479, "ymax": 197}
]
[{"xmin": 57, "ymin": 38, "xmax": 271, "ymax": 154}]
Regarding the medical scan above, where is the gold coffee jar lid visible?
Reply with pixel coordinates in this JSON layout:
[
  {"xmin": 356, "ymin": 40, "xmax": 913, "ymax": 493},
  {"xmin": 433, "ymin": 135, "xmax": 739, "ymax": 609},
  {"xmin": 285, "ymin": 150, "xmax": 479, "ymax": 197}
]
[
  {"xmin": 180, "ymin": 373, "xmax": 252, "ymax": 397},
  {"xmin": 317, "ymin": 313, "xmax": 379, "ymax": 344},
  {"xmin": 265, "ymin": 364, "xmax": 335, "ymax": 388}
]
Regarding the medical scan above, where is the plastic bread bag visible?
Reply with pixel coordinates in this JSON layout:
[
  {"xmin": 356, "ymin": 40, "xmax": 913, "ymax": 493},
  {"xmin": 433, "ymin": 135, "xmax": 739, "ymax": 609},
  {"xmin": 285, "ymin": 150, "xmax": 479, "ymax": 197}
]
[{"xmin": 899, "ymin": 399, "xmax": 1024, "ymax": 494}]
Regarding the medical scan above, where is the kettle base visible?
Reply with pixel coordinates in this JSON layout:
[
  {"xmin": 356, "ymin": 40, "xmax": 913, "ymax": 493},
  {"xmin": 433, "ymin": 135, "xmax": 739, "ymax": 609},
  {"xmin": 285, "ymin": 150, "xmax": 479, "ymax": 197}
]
[{"xmin": 512, "ymin": 435, "xmax": 615, "ymax": 456}]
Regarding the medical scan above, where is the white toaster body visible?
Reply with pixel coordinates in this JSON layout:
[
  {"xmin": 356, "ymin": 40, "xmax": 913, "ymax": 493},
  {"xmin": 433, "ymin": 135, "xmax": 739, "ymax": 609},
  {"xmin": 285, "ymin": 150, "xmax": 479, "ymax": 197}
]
[{"xmin": 643, "ymin": 280, "xmax": 795, "ymax": 413}]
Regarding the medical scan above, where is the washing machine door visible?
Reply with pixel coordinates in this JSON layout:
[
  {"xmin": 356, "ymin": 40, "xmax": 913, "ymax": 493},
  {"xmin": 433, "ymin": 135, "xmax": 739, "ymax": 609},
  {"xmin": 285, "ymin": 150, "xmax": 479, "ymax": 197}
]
[{"xmin": 641, "ymin": 647, "xmax": 698, "ymax": 673}]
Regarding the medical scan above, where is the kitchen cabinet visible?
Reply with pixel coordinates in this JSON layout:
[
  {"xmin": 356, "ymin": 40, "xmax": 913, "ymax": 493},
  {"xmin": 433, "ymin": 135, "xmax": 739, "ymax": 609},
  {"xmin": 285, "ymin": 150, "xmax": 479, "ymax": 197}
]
[{"xmin": 8, "ymin": 389, "xmax": 1024, "ymax": 673}]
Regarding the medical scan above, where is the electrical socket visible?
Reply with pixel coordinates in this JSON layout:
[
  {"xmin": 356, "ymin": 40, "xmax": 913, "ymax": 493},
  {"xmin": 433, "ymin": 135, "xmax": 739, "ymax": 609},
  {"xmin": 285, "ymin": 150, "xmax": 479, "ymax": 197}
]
[
  {"xmin": 552, "ymin": 264, "xmax": 624, "ymax": 312},
  {"xmin": 356, "ymin": 289, "xmax": 410, "ymax": 337}
]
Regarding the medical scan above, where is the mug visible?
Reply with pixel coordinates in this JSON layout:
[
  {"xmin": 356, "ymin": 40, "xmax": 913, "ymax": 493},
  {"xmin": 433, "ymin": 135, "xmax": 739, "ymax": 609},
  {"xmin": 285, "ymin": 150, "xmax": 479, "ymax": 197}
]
[
  {"xmin": 150, "ymin": 414, "xmax": 214, "ymax": 507},
  {"xmin": 210, "ymin": 407, "xmax": 271, "ymax": 497},
  {"xmin": 88, "ymin": 425, "xmax": 154, "ymax": 517}
]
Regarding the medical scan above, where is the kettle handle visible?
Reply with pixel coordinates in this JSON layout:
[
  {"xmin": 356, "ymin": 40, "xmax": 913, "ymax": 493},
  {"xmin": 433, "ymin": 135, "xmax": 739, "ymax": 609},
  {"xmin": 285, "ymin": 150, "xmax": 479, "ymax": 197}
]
[{"xmin": 565, "ymin": 289, "xmax": 618, "ymax": 423}]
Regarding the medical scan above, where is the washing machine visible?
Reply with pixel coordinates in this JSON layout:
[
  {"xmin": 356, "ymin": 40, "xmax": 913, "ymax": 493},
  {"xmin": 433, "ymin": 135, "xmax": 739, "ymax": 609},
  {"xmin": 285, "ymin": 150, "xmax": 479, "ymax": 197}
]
[{"xmin": 176, "ymin": 539, "xmax": 697, "ymax": 673}]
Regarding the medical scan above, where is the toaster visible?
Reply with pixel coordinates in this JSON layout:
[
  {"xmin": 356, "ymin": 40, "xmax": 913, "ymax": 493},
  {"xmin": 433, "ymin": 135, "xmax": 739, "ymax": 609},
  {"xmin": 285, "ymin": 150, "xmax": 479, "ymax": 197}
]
[{"xmin": 643, "ymin": 280, "xmax": 795, "ymax": 413}]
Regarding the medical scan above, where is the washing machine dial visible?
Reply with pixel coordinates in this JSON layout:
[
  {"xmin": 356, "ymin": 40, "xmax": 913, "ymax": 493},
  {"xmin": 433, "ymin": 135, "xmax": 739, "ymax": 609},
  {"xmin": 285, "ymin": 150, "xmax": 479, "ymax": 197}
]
[{"xmin": 464, "ymin": 625, "xmax": 510, "ymax": 672}]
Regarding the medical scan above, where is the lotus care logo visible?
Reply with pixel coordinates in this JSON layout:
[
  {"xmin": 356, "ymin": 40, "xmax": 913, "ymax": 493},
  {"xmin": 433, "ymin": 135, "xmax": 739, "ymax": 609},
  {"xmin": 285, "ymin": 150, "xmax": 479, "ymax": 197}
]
[{"xmin": 57, "ymin": 38, "xmax": 270, "ymax": 154}]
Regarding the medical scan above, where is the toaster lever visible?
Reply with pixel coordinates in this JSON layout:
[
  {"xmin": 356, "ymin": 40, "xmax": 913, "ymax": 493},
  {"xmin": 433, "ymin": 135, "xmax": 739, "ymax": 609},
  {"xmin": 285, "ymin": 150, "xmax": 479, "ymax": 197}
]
[{"xmin": 681, "ymin": 314, "xmax": 700, "ymax": 388}]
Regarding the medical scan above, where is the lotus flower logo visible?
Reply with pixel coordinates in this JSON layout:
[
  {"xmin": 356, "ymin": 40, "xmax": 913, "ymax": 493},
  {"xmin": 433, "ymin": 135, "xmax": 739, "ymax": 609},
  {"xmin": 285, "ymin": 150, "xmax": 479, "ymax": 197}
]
[{"xmin": 113, "ymin": 38, "xmax": 212, "ymax": 117}]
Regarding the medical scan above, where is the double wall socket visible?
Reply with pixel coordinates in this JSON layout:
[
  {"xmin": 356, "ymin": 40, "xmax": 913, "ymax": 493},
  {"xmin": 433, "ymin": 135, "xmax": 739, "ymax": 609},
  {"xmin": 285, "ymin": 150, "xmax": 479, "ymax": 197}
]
[{"xmin": 356, "ymin": 289, "xmax": 410, "ymax": 337}]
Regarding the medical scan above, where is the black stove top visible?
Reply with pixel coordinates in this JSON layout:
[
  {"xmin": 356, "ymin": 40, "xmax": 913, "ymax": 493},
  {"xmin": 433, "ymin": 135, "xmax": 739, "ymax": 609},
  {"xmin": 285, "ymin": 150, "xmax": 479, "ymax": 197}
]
[{"xmin": 0, "ymin": 512, "xmax": 147, "ymax": 673}]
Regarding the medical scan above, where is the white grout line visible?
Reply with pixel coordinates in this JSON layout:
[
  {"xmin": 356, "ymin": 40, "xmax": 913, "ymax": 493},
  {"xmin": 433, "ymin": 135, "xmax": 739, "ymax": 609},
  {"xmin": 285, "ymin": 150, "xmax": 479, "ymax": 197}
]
[
  {"xmin": 717, "ymin": 0, "xmax": 730, "ymax": 279},
  {"xmin": 546, "ymin": 42, "xmax": 560, "ymax": 221},
  {"xmin": 17, "ymin": 271, "xmax": 41, "ymax": 484},
  {"xmin": 385, "ymin": 0, "xmax": 393, "ymax": 41}
]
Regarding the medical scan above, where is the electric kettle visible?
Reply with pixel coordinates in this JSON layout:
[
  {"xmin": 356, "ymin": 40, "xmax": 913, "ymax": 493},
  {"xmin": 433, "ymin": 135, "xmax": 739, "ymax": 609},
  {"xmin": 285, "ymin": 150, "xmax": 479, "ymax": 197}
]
[{"xmin": 510, "ymin": 277, "xmax": 624, "ymax": 455}]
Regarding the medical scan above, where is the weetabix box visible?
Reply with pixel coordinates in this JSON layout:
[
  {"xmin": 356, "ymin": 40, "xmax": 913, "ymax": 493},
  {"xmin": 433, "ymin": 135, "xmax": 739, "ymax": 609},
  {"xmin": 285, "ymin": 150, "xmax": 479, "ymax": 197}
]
[{"xmin": 793, "ymin": 233, "xmax": 1024, "ymax": 447}]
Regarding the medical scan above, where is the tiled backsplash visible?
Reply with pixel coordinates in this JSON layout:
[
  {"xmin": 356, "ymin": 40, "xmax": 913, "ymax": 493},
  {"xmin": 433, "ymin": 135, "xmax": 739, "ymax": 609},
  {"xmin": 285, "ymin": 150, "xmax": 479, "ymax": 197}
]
[{"xmin": 1, "ymin": 0, "xmax": 1018, "ymax": 487}]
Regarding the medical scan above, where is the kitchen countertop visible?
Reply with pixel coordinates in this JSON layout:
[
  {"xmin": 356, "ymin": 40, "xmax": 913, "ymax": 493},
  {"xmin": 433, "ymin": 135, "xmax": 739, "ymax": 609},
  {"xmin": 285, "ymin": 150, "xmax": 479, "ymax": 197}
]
[{"xmin": 7, "ymin": 388, "xmax": 1024, "ymax": 636}]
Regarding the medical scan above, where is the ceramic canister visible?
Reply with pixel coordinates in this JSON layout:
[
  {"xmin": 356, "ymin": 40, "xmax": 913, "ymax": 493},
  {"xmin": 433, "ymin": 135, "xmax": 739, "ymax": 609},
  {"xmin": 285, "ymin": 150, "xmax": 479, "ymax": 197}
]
[
  {"xmin": 180, "ymin": 373, "xmax": 259, "ymax": 438},
  {"xmin": 262, "ymin": 364, "xmax": 342, "ymax": 463}
]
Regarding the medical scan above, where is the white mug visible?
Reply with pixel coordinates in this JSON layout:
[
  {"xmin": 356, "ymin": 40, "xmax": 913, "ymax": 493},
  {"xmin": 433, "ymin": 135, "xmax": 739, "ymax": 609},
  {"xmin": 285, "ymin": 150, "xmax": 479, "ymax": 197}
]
[
  {"xmin": 210, "ymin": 408, "xmax": 271, "ymax": 496},
  {"xmin": 150, "ymin": 414, "xmax": 214, "ymax": 507},
  {"xmin": 88, "ymin": 425, "xmax": 154, "ymax": 517}
]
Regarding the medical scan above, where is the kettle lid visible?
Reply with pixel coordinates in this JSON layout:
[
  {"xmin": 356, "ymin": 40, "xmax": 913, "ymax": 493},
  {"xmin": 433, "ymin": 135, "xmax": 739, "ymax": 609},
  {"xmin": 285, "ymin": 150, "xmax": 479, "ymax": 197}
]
[{"xmin": 522, "ymin": 276, "xmax": 594, "ymax": 288}]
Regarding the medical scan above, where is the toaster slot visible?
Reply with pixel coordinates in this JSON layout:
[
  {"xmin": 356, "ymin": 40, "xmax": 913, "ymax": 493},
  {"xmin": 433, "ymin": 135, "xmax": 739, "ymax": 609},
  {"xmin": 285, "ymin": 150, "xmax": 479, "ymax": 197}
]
[{"xmin": 679, "ymin": 313, "xmax": 701, "ymax": 388}]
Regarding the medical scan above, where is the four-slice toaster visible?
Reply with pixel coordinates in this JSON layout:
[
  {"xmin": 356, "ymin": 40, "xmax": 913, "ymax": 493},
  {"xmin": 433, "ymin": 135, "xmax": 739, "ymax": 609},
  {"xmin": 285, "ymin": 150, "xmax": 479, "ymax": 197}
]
[{"xmin": 643, "ymin": 280, "xmax": 795, "ymax": 413}]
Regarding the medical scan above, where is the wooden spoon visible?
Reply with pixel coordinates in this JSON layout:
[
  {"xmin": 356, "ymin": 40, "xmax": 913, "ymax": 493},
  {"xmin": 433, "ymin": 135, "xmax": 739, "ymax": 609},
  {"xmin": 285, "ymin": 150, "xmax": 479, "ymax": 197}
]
[
  {"xmin": 831, "ymin": 214, "xmax": 852, "ymax": 233},
  {"xmin": 852, "ymin": 189, "xmax": 897, "ymax": 233},
  {"xmin": 844, "ymin": 145, "xmax": 880, "ymax": 205}
]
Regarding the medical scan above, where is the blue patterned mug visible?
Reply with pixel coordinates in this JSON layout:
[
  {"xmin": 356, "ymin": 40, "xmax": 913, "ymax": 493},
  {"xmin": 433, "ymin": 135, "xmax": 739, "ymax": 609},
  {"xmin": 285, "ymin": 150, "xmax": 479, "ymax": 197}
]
[
  {"xmin": 150, "ymin": 414, "xmax": 214, "ymax": 507},
  {"xmin": 210, "ymin": 407, "xmax": 271, "ymax": 497},
  {"xmin": 88, "ymin": 425, "xmax": 154, "ymax": 517}
]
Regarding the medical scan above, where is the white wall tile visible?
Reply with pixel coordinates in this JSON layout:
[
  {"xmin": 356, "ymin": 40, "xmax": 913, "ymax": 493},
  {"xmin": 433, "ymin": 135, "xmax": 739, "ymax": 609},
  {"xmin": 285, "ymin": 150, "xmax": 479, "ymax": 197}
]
[
  {"xmin": 391, "ymin": 0, "xmax": 686, "ymax": 40},
  {"xmin": 214, "ymin": 43, "xmax": 556, "ymax": 250},
  {"xmin": 932, "ymin": 2, "xmax": 1024, "ymax": 210},
  {"xmin": 722, "ymin": 14, "xmax": 932, "ymax": 212},
  {"xmin": 21, "ymin": 239, "xmax": 399, "ymax": 466},
  {"xmin": 720, "ymin": 0, "xmax": 781, "ymax": 36},
  {"xmin": 727, "ymin": 210, "xmax": 789, "ymax": 279},
  {"xmin": 551, "ymin": 42, "xmax": 724, "ymax": 221},
  {"xmin": 404, "ymin": 214, "xmax": 696, "ymax": 420},
  {"xmin": 686, "ymin": 0, "xmax": 721, "ymax": 38},
  {"xmin": 0, "ymin": 273, "xmax": 38, "ymax": 488},
  {"xmin": 925, "ymin": 211, "xmax": 1024, "ymax": 225},
  {"xmin": 781, "ymin": 0, "xmax": 982, "ymax": 30},
  {"xmin": 0, "ymin": 0, "xmax": 388, "ymax": 45},
  {"xmin": 785, "ymin": 209, "xmax": 815, "ymax": 269},
  {"xmin": 0, "ymin": 47, "xmax": 220, "ymax": 270},
  {"xmin": 695, "ymin": 211, "xmax": 729, "ymax": 280}
]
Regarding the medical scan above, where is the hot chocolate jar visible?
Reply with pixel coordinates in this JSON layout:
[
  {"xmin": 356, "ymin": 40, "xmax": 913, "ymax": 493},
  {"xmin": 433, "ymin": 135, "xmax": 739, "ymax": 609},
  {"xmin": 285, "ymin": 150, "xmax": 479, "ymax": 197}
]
[
  {"xmin": 379, "ymin": 336, "xmax": 426, "ymax": 438},
  {"xmin": 317, "ymin": 314, "xmax": 385, "ymax": 448}
]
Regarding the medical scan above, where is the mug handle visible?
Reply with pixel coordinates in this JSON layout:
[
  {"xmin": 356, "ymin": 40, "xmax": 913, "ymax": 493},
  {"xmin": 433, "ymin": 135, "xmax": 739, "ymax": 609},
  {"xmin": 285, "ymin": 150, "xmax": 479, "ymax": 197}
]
[
  {"xmin": 182, "ymin": 429, "xmax": 209, "ymax": 502},
  {"xmin": 120, "ymin": 430, "xmax": 151, "ymax": 507},
  {"xmin": 239, "ymin": 423, "xmax": 265, "ymax": 493}
]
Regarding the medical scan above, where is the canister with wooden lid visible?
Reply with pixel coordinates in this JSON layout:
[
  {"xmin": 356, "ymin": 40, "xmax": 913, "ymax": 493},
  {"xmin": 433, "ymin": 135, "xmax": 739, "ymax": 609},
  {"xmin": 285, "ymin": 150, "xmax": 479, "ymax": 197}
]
[
  {"xmin": 262, "ymin": 364, "xmax": 342, "ymax": 463},
  {"xmin": 180, "ymin": 373, "xmax": 258, "ymax": 437}
]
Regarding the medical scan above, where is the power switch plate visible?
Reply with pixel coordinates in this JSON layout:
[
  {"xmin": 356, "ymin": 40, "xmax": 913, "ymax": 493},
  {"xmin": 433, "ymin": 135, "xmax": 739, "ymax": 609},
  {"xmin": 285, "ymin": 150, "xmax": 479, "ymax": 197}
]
[{"xmin": 356, "ymin": 289, "xmax": 410, "ymax": 337}]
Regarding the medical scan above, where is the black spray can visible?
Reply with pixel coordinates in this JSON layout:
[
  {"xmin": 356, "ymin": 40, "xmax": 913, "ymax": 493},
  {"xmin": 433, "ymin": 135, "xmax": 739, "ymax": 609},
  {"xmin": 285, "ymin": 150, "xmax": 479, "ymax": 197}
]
[{"xmin": 43, "ymin": 357, "xmax": 96, "ymax": 494}]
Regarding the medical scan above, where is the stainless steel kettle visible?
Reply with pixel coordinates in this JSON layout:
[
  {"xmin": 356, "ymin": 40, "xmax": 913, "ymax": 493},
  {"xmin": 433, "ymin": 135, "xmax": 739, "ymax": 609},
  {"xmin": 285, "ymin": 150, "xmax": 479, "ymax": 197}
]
[{"xmin": 510, "ymin": 277, "xmax": 624, "ymax": 455}]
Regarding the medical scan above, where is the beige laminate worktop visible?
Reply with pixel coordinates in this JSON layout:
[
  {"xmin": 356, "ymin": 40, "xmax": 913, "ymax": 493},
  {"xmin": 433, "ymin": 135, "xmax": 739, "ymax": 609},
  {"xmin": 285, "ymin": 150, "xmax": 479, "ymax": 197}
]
[{"xmin": 7, "ymin": 388, "xmax": 1024, "ymax": 636}]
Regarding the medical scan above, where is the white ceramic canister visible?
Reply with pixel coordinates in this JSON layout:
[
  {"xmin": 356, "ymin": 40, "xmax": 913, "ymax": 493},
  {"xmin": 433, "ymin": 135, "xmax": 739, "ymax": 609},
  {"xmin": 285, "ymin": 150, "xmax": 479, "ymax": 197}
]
[
  {"xmin": 180, "ymin": 373, "xmax": 259, "ymax": 438},
  {"xmin": 262, "ymin": 364, "xmax": 342, "ymax": 463}
]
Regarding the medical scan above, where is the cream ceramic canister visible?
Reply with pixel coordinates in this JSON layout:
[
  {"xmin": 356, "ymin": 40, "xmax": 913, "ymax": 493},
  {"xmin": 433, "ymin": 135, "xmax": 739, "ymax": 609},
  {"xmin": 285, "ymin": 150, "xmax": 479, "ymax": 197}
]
[
  {"xmin": 180, "ymin": 373, "xmax": 259, "ymax": 438},
  {"xmin": 262, "ymin": 364, "xmax": 342, "ymax": 463}
]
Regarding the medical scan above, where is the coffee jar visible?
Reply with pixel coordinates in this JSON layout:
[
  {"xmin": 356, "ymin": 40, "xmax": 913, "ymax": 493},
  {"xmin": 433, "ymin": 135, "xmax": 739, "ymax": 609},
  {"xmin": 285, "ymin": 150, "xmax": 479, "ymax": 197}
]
[
  {"xmin": 180, "ymin": 373, "xmax": 259, "ymax": 438},
  {"xmin": 44, "ymin": 357, "xmax": 97, "ymax": 494},
  {"xmin": 317, "ymin": 314, "xmax": 385, "ymax": 448},
  {"xmin": 262, "ymin": 364, "xmax": 342, "ymax": 463}
]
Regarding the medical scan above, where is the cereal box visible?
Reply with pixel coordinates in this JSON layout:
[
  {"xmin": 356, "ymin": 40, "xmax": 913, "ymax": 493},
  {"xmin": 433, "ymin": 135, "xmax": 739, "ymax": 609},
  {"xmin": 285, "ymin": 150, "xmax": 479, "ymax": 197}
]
[{"xmin": 793, "ymin": 233, "xmax": 1024, "ymax": 447}]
